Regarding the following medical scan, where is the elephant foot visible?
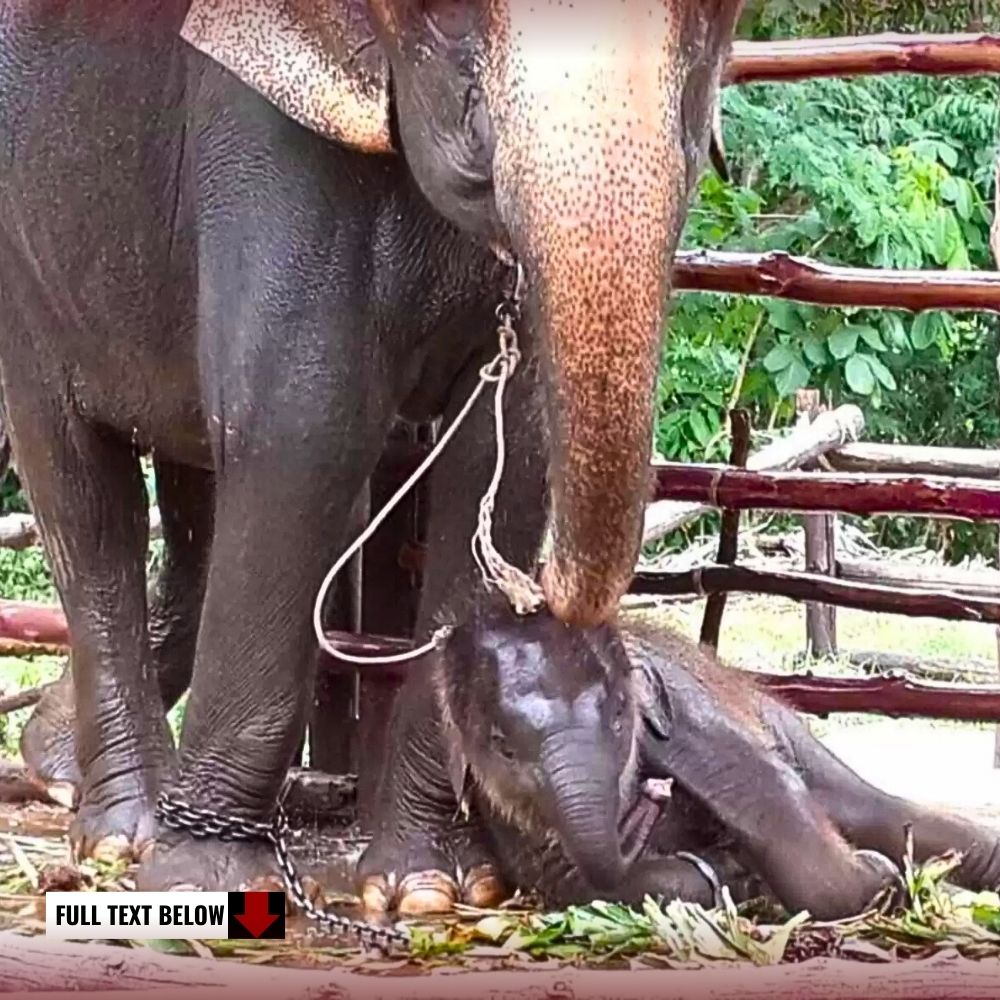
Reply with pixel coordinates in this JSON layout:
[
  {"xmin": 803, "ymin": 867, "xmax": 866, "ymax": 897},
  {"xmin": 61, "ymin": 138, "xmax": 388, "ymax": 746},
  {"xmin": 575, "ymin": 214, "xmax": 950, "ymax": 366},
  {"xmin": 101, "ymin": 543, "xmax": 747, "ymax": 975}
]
[
  {"xmin": 20, "ymin": 669, "xmax": 82, "ymax": 808},
  {"xmin": 70, "ymin": 787, "xmax": 158, "ymax": 863},
  {"xmin": 362, "ymin": 862, "xmax": 505, "ymax": 916},
  {"xmin": 136, "ymin": 828, "xmax": 323, "ymax": 911},
  {"xmin": 69, "ymin": 759, "xmax": 159, "ymax": 863},
  {"xmin": 359, "ymin": 830, "xmax": 507, "ymax": 916},
  {"xmin": 854, "ymin": 849, "xmax": 906, "ymax": 912}
]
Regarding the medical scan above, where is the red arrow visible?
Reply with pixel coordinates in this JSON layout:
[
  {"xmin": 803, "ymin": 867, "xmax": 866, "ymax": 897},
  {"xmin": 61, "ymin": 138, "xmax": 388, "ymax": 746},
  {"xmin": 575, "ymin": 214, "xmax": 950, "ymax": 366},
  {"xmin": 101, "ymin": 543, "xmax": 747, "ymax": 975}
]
[{"xmin": 234, "ymin": 892, "xmax": 278, "ymax": 938}]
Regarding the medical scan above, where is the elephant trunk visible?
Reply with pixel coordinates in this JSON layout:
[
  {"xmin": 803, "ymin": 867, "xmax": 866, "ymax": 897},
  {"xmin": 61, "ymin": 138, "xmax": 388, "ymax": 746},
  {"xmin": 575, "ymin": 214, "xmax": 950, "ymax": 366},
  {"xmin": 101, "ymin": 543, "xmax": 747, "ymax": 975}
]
[
  {"xmin": 542, "ymin": 732, "xmax": 629, "ymax": 891},
  {"xmin": 484, "ymin": 0, "xmax": 736, "ymax": 626}
]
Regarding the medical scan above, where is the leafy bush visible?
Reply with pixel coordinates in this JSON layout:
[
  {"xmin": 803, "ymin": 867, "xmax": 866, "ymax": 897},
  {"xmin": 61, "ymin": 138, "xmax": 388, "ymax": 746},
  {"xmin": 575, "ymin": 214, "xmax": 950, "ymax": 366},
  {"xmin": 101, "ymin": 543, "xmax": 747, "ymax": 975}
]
[{"xmin": 655, "ymin": 0, "xmax": 1000, "ymax": 560}]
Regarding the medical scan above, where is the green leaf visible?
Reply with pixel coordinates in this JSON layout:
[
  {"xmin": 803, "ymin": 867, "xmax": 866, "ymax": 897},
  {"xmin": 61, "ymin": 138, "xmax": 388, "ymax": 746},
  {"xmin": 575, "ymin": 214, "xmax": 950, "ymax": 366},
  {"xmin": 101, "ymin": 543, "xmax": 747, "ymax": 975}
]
[
  {"xmin": 936, "ymin": 141, "xmax": 958, "ymax": 168},
  {"xmin": 138, "ymin": 939, "xmax": 196, "ymax": 956},
  {"xmin": 802, "ymin": 334, "xmax": 828, "ymax": 366},
  {"xmin": 688, "ymin": 410, "xmax": 712, "ymax": 447},
  {"xmin": 910, "ymin": 312, "xmax": 937, "ymax": 350},
  {"xmin": 845, "ymin": 354, "xmax": 876, "ymax": 395},
  {"xmin": 766, "ymin": 300, "xmax": 804, "ymax": 334},
  {"xmin": 882, "ymin": 313, "xmax": 909, "ymax": 350},
  {"xmin": 942, "ymin": 176, "xmax": 975, "ymax": 221},
  {"xmin": 865, "ymin": 353, "xmax": 897, "ymax": 391},
  {"xmin": 855, "ymin": 324, "xmax": 886, "ymax": 351},
  {"xmin": 828, "ymin": 325, "xmax": 860, "ymax": 360},
  {"xmin": 762, "ymin": 343, "xmax": 796, "ymax": 372},
  {"xmin": 775, "ymin": 358, "xmax": 810, "ymax": 397},
  {"xmin": 930, "ymin": 208, "xmax": 963, "ymax": 267}
]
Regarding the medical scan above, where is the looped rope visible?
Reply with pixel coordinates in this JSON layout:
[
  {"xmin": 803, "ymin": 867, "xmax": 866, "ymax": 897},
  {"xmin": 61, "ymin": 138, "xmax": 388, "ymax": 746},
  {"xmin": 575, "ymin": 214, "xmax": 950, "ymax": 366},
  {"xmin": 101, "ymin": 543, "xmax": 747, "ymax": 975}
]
[
  {"xmin": 471, "ymin": 289, "xmax": 545, "ymax": 617},
  {"xmin": 313, "ymin": 261, "xmax": 543, "ymax": 666}
]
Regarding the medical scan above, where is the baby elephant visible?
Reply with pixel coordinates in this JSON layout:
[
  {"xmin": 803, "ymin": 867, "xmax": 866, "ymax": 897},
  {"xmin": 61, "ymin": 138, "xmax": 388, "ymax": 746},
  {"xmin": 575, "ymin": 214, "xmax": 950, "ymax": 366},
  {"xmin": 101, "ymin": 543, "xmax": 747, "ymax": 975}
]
[{"xmin": 359, "ymin": 600, "xmax": 1000, "ymax": 918}]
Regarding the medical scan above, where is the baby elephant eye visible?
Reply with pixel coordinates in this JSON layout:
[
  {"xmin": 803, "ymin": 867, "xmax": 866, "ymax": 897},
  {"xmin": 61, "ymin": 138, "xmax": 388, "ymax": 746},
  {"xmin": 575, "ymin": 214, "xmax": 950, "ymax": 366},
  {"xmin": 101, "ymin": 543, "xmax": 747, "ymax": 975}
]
[{"xmin": 490, "ymin": 724, "xmax": 516, "ymax": 762}]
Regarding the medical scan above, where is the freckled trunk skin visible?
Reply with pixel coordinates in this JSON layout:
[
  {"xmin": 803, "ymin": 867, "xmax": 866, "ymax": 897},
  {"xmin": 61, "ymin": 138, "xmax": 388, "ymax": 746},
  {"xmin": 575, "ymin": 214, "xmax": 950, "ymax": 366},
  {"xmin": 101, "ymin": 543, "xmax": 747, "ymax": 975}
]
[{"xmin": 485, "ymin": 0, "xmax": 742, "ymax": 626}]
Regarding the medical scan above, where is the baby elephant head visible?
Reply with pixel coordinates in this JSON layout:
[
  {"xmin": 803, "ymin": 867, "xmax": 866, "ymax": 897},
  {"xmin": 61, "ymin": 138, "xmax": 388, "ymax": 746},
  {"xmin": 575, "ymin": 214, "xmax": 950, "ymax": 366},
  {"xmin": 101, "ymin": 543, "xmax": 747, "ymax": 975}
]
[{"xmin": 436, "ymin": 599, "xmax": 653, "ymax": 891}]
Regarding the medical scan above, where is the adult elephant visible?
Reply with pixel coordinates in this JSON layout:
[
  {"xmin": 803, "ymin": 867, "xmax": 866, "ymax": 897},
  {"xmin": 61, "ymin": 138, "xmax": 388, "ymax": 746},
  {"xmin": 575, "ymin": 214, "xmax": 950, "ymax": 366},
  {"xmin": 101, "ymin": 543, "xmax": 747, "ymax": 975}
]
[{"xmin": 0, "ymin": 0, "xmax": 742, "ymax": 889}]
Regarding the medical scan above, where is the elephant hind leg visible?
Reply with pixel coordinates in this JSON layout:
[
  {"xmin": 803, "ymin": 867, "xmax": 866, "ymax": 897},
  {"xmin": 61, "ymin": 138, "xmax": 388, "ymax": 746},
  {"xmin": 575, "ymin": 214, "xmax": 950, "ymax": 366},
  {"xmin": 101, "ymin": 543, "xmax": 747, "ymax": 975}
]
[
  {"xmin": 4, "ymin": 393, "xmax": 171, "ymax": 862},
  {"xmin": 646, "ymin": 711, "xmax": 899, "ymax": 920},
  {"xmin": 20, "ymin": 666, "xmax": 80, "ymax": 806},
  {"xmin": 19, "ymin": 459, "xmax": 214, "ymax": 806},
  {"xmin": 766, "ymin": 698, "xmax": 1000, "ymax": 891}
]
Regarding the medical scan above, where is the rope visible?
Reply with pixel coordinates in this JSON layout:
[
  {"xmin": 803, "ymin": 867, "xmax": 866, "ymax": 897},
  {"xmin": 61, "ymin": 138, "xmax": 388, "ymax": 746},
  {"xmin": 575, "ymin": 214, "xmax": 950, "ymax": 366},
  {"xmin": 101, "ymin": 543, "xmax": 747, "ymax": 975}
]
[
  {"xmin": 470, "ymin": 317, "xmax": 545, "ymax": 616},
  {"xmin": 313, "ymin": 265, "xmax": 544, "ymax": 667}
]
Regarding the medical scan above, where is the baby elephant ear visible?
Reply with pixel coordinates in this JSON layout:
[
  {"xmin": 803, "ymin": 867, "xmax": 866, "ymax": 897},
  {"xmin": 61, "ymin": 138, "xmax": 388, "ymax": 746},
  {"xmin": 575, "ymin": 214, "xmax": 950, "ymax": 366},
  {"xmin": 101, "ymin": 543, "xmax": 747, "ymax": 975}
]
[{"xmin": 181, "ymin": 0, "xmax": 394, "ymax": 154}]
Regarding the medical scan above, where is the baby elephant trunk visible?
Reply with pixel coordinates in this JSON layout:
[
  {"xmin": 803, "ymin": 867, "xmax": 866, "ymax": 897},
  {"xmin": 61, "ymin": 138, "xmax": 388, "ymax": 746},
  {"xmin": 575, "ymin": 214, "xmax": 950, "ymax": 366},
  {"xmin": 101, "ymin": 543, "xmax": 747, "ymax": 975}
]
[{"xmin": 543, "ymin": 732, "xmax": 630, "ymax": 892}]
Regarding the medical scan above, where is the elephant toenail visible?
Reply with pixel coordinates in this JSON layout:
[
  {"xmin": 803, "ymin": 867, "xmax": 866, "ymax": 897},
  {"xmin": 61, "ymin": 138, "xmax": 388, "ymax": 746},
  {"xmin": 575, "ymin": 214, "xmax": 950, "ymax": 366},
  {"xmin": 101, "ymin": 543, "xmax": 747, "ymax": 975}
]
[
  {"xmin": 361, "ymin": 875, "xmax": 393, "ymax": 914},
  {"xmin": 397, "ymin": 870, "xmax": 459, "ymax": 916}
]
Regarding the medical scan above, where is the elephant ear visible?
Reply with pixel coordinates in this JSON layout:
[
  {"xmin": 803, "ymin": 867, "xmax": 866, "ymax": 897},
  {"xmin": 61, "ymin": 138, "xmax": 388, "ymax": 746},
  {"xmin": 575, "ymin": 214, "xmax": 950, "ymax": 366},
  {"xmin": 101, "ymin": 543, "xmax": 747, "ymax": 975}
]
[{"xmin": 181, "ymin": 0, "xmax": 394, "ymax": 154}]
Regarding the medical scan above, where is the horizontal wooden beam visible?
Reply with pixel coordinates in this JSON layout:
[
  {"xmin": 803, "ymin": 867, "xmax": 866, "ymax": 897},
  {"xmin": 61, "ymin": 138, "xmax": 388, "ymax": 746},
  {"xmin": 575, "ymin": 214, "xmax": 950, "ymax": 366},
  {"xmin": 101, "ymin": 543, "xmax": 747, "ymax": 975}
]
[
  {"xmin": 825, "ymin": 442, "xmax": 1000, "ymax": 479},
  {"xmin": 651, "ymin": 464, "xmax": 1000, "ymax": 520},
  {"xmin": 837, "ymin": 558, "xmax": 1000, "ymax": 598},
  {"xmin": 727, "ymin": 32, "xmax": 1000, "ymax": 85},
  {"xmin": 846, "ymin": 650, "xmax": 998, "ymax": 682},
  {"xmin": 643, "ymin": 405, "xmax": 865, "ymax": 545},
  {"xmin": 631, "ymin": 564, "xmax": 1000, "ymax": 624},
  {"xmin": 672, "ymin": 250, "xmax": 1000, "ymax": 313},
  {"xmin": 0, "ymin": 600, "xmax": 68, "ymax": 646},
  {"xmin": 756, "ymin": 672, "xmax": 1000, "ymax": 722}
]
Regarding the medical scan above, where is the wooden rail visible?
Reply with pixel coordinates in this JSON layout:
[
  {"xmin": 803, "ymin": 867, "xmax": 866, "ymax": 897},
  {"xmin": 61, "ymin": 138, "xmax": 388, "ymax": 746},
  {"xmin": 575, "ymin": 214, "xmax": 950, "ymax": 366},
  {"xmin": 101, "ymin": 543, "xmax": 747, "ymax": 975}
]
[
  {"xmin": 727, "ymin": 32, "xmax": 1000, "ymax": 84},
  {"xmin": 651, "ymin": 465, "xmax": 1000, "ymax": 520},
  {"xmin": 673, "ymin": 251, "xmax": 1000, "ymax": 313},
  {"xmin": 632, "ymin": 565, "xmax": 1000, "ymax": 624},
  {"xmin": 756, "ymin": 673, "xmax": 1000, "ymax": 723},
  {"xmin": 824, "ymin": 443, "xmax": 1000, "ymax": 479}
]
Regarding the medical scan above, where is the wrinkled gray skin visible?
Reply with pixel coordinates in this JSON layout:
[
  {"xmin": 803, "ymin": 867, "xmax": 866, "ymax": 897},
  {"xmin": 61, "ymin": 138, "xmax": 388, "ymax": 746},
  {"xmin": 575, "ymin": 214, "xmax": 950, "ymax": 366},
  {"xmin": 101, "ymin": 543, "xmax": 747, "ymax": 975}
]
[
  {"xmin": 360, "ymin": 600, "xmax": 1000, "ymax": 918},
  {"xmin": 0, "ymin": 0, "xmax": 740, "ymax": 889},
  {"xmin": 0, "ymin": 0, "xmax": 543, "ymax": 885}
]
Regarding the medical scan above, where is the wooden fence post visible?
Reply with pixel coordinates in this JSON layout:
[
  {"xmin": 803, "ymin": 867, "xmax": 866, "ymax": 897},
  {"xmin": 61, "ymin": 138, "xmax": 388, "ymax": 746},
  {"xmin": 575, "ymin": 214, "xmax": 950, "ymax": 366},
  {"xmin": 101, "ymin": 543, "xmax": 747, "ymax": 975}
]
[
  {"xmin": 797, "ymin": 390, "xmax": 838, "ymax": 659},
  {"xmin": 699, "ymin": 409, "xmax": 751, "ymax": 651}
]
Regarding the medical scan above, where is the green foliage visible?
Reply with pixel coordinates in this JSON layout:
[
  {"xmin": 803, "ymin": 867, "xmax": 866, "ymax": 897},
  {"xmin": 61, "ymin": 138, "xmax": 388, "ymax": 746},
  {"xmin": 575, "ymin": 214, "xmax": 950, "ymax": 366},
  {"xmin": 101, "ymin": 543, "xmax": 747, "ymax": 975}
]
[
  {"xmin": 656, "ymin": 0, "xmax": 1000, "ymax": 559},
  {"xmin": 0, "ymin": 471, "xmax": 27, "ymax": 517},
  {"xmin": 0, "ymin": 548, "xmax": 56, "ymax": 602},
  {"xmin": 409, "ymin": 847, "xmax": 1000, "ymax": 965}
]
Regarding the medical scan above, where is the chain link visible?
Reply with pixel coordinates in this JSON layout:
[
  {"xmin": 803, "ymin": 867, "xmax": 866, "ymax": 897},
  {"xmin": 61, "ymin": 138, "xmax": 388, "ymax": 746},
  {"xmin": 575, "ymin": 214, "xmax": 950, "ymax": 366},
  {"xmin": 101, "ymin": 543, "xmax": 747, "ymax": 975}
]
[{"xmin": 155, "ymin": 794, "xmax": 410, "ymax": 952}]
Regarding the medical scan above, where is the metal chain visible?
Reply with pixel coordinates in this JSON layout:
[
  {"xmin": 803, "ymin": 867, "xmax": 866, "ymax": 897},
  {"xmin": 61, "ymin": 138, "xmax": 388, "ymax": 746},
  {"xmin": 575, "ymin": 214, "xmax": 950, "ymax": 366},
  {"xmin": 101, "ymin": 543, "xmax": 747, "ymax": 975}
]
[{"xmin": 156, "ymin": 794, "xmax": 410, "ymax": 952}]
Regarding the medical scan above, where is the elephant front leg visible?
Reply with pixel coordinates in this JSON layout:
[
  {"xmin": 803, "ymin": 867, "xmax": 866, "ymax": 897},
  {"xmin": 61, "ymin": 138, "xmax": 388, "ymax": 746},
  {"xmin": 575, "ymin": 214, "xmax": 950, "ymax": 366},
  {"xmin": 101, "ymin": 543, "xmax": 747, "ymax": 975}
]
[
  {"xmin": 357, "ymin": 343, "xmax": 550, "ymax": 915},
  {"xmin": 137, "ymin": 442, "xmax": 378, "ymax": 893},
  {"xmin": 357, "ymin": 668, "xmax": 505, "ymax": 916}
]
